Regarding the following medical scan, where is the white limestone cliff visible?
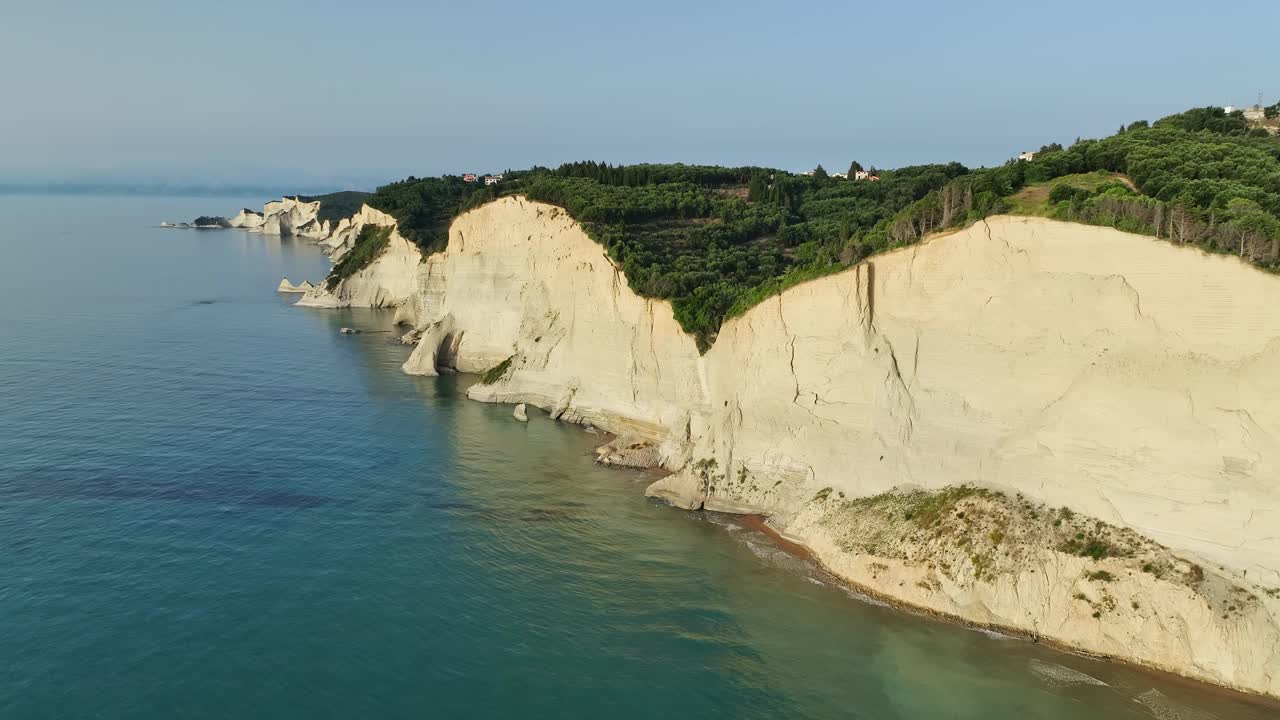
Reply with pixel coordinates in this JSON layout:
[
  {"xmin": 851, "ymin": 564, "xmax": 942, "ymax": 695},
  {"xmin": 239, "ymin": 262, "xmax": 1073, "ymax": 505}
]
[
  {"xmin": 205, "ymin": 196, "xmax": 385, "ymax": 259},
  {"xmin": 254, "ymin": 197, "xmax": 331, "ymax": 238},
  {"xmin": 305, "ymin": 196, "xmax": 1280, "ymax": 698},
  {"xmin": 295, "ymin": 205, "xmax": 420, "ymax": 317},
  {"xmin": 211, "ymin": 197, "xmax": 335, "ymax": 239}
]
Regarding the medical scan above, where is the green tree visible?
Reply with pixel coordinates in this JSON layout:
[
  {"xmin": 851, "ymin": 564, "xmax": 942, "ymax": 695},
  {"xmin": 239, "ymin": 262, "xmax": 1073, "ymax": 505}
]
[{"xmin": 848, "ymin": 160, "xmax": 864, "ymax": 175}]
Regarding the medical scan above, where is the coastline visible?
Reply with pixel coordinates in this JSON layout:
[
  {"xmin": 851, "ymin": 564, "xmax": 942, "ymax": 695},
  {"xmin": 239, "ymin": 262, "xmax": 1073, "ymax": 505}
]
[{"xmin": 273, "ymin": 194, "xmax": 1280, "ymax": 700}]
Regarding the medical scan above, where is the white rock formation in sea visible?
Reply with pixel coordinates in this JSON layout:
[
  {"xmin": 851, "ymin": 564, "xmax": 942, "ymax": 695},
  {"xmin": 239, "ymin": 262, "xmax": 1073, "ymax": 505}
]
[
  {"xmin": 305, "ymin": 196, "xmax": 1280, "ymax": 698},
  {"xmin": 229, "ymin": 208, "xmax": 265, "ymax": 229},
  {"xmin": 192, "ymin": 196, "xmax": 401, "ymax": 268},
  {"xmin": 254, "ymin": 197, "xmax": 332, "ymax": 239},
  {"xmin": 513, "ymin": 403, "xmax": 528, "ymax": 422},
  {"xmin": 187, "ymin": 197, "xmax": 335, "ymax": 240},
  {"xmin": 276, "ymin": 279, "xmax": 315, "ymax": 293}
]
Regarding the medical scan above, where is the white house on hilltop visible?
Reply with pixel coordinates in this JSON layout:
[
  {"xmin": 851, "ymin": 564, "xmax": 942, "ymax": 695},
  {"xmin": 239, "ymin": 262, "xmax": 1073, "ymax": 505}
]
[
  {"xmin": 1227, "ymin": 95, "xmax": 1268, "ymax": 121},
  {"xmin": 1018, "ymin": 151, "xmax": 1037, "ymax": 162}
]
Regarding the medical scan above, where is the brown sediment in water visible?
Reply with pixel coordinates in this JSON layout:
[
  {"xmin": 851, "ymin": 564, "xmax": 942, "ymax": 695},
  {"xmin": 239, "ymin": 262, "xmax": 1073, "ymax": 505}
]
[
  {"xmin": 730, "ymin": 512, "xmax": 1280, "ymax": 713},
  {"xmin": 739, "ymin": 514, "xmax": 813, "ymax": 560}
]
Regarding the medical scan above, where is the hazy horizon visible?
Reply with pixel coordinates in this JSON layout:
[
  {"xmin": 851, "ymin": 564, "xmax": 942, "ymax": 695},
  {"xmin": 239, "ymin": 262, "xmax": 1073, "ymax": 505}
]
[{"xmin": 4, "ymin": 0, "xmax": 1277, "ymax": 194}]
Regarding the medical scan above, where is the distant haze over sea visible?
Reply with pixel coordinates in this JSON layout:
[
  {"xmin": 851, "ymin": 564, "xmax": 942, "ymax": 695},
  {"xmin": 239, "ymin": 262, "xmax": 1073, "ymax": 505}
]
[{"xmin": 0, "ymin": 180, "xmax": 360, "ymax": 199}]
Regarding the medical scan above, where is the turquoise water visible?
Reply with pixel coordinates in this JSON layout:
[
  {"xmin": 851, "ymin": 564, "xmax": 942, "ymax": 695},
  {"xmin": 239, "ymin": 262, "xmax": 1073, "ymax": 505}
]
[{"xmin": 1, "ymin": 194, "xmax": 1274, "ymax": 719}]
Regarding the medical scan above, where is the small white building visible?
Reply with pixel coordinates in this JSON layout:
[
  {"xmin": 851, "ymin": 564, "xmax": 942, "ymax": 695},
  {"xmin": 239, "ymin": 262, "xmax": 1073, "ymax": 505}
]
[
  {"xmin": 1244, "ymin": 105, "xmax": 1266, "ymax": 121},
  {"xmin": 1018, "ymin": 151, "xmax": 1037, "ymax": 162},
  {"xmin": 484, "ymin": 174, "xmax": 504, "ymax": 186},
  {"xmin": 830, "ymin": 172, "xmax": 848, "ymax": 179}
]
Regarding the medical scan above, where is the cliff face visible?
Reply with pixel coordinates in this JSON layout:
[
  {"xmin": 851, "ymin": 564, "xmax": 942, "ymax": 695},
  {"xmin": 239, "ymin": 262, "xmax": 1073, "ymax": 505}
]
[
  {"xmin": 314, "ymin": 197, "xmax": 1280, "ymax": 697},
  {"xmin": 676, "ymin": 216, "xmax": 1280, "ymax": 582},
  {"xmin": 401, "ymin": 198, "xmax": 706, "ymax": 466},
  {"xmin": 295, "ymin": 205, "xmax": 420, "ymax": 314}
]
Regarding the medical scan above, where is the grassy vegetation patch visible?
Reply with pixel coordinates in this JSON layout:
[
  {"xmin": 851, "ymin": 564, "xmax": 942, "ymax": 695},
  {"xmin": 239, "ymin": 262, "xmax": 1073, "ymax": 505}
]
[
  {"xmin": 1005, "ymin": 171, "xmax": 1134, "ymax": 217},
  {"xmin": 478, "ymin": 356, "xmax": 513, "ymax": 385},
  {"xmin": 820, "ymin": 485, "xmax": 1191, "ymax": 587},
  {"xmin": 325, "ymin": 225, "xmax": 392, "ymax": 289}
]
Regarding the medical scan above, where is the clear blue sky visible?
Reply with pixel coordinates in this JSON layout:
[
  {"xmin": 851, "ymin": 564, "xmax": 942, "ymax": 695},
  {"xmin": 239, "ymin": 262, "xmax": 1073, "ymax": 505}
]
[{"xmin": 3, "ymin": 0, "xmax": 1276, "ymax": 192}]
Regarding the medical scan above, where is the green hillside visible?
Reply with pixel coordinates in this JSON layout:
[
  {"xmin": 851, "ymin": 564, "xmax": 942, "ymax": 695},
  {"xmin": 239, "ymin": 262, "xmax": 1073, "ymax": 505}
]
[
  {"xmin": 294, "ymin": 190, "xmax": 372, "ymax": 225},
  {"xmin": 344, "ymin": 106, "xmax": 1280, "ymax": 351}
]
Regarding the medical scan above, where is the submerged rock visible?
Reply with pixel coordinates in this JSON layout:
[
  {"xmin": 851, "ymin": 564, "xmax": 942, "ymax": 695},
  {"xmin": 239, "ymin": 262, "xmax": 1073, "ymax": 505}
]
[{"xmin": 338, "ymin": 327, "xmax": 360, "ymax": 335}]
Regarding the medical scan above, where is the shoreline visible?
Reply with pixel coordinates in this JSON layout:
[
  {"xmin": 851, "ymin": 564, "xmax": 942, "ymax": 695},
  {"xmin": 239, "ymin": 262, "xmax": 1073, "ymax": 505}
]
[
  {"xmin": 460, "ymin": 356, "xmax": 1280, "ymax": 708},
  {"xmin": 729, "ymin": 510, "xmax": 1280, "ymax": 711}
]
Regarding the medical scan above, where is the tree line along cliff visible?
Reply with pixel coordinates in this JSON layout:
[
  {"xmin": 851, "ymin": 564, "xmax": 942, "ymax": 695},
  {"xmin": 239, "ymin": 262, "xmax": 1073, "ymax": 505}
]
[{"xmin": 322, "ymin": 105, "xmax": 1280, "ymax": 350}]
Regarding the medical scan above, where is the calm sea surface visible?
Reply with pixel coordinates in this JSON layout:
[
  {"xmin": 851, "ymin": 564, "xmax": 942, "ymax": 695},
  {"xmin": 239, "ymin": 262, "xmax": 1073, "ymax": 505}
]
[{"xmin": 1, "ymin": 194, "xmax": 1274, "ymax": 719}]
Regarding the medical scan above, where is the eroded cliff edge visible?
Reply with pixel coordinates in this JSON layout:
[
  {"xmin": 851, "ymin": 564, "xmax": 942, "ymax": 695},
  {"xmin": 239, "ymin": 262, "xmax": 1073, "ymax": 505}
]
[{"xmin": 309, "ymin": 196, "xmax": 1280, "ymax": 698}]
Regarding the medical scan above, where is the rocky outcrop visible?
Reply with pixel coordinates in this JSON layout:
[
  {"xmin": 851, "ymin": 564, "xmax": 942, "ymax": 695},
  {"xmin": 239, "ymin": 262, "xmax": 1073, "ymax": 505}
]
[
  {"xmin": 276, "ymin": 278, "xmax": 315, "ymax": 293},
  {"xmin": 185, "ymin": 197, "xmax": 332, "ymax": 239},
  {"xmin": 229, "ymin": 208, "xmax": 264, "ymax": 229},
  {"xmin": 189, "ymin": 196, "xmax": 396, "ymax": 268},
  {"xmin": 791, "ymin": 486, "xmax": 1279, "ymax": 697},
  {"xmin": 513, "ymin": 404, "xmax": 528, "ymax": 422},
  {"xmin": 255, "ymin": 197, "xmax": 331, "ymax": 239},
  {"xmin": 298, "ymin": 196, "xmax": 1280, "ymax": 698},
  {"xmin": 295, "ymin": 205, "xmax": 420, "ymax": 313},
  {"xmin": 595, "ymin": 433, "xmax": 663, "ymax": 468}
]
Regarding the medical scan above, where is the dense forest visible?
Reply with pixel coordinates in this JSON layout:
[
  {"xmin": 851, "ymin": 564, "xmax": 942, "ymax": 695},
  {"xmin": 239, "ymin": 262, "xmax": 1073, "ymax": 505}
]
[
  {"xmin": 881, "ymin": 106, "xmax": 1280, "ymax": 268},
  {"xmin": 342, "ymin": 106, "xmax": 1280, "ymax": 350}
]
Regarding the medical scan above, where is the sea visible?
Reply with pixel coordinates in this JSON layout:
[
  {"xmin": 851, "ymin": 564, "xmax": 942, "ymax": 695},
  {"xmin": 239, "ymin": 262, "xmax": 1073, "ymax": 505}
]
[{"xmin": 1, "ymin": 194, "xmax": 1274, "ymax": 719}]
